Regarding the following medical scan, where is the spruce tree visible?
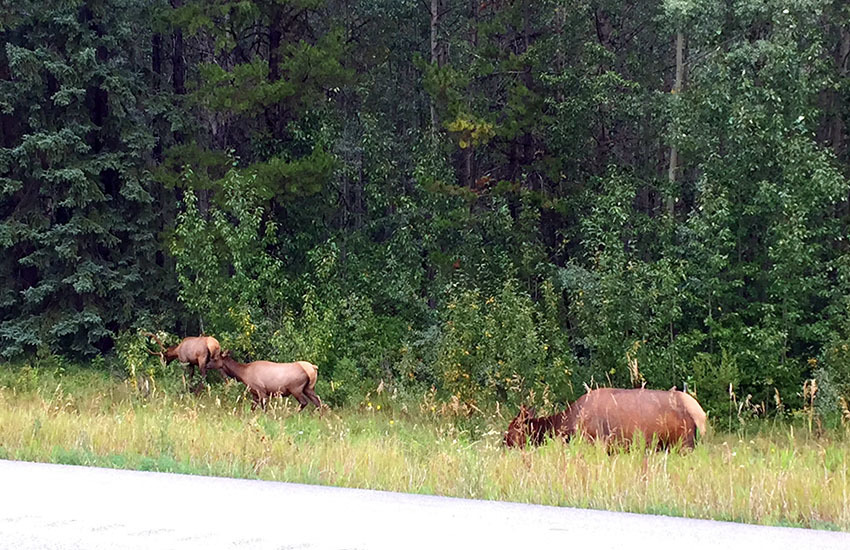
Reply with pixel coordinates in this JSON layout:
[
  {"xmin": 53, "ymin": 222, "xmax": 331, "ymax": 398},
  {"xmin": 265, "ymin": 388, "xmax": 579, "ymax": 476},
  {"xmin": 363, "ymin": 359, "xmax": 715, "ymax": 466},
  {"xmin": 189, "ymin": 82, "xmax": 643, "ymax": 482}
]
[{"xmin": 0, "ymin": 0, "xmax": 164, "ymax": 357}]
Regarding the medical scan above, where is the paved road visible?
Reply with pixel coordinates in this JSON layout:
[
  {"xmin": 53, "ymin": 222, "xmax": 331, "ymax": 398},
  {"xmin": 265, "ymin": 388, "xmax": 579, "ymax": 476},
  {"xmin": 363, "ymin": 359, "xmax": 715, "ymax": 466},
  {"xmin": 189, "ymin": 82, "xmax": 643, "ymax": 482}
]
[{"xmin": 0, "ymin": 459, "xmax": 847, "ymax": 550}]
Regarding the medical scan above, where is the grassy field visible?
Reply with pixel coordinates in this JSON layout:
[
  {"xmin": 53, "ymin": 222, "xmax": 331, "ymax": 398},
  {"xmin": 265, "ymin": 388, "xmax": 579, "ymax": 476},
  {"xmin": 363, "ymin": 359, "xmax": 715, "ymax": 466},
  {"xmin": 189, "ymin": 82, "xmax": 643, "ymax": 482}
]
[{"xmin": 0, "ymin": 365, "xmax": 848, "ymax": 531}]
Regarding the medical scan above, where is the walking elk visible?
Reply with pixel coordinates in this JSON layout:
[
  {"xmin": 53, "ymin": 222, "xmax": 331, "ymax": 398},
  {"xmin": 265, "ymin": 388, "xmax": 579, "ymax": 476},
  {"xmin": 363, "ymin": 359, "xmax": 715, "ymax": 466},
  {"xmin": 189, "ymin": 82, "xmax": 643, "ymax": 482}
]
[{"xmin": 208, "ymin": 350, "xmax": 322, "ymax": 411}]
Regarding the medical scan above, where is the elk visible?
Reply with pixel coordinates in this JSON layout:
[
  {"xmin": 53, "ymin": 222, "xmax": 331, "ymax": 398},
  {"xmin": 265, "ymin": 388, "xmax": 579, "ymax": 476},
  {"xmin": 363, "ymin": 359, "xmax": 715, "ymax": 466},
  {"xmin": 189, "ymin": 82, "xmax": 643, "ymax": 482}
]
[
  {"xmin": 504, "ymin": 387, "xmax": 707, "ymax": 451},
  {"xmin": 208, "ymin": 350, "xmax": 322, "ymax": 411},
  {"xmin": 144, "ymin": 332, "xmax": 222, "ymax": 388}
]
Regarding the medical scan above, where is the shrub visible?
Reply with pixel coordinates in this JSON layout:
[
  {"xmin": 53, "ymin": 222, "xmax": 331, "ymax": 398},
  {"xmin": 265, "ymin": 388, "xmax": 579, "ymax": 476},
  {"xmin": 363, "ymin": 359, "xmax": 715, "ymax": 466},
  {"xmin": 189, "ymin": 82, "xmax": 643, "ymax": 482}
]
[{"xmin": 433, "ymin": 279, "xmax": 574, "ymax": 407}]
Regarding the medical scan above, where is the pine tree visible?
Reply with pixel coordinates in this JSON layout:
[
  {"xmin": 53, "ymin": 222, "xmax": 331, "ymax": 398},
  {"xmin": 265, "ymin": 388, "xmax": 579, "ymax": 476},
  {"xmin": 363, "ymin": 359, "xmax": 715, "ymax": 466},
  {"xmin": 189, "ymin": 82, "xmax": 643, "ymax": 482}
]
[{"xmin": 165, "ymin": 0, "xmax": 349, "ymax": 200}]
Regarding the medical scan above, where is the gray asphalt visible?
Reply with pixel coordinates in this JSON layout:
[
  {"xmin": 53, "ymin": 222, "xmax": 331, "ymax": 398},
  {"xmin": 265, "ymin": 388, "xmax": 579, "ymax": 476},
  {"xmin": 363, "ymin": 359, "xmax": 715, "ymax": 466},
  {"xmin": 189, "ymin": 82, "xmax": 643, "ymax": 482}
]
[{"xmin": 0, "ymin": 459, "xmax": 847, "ymax": 549}]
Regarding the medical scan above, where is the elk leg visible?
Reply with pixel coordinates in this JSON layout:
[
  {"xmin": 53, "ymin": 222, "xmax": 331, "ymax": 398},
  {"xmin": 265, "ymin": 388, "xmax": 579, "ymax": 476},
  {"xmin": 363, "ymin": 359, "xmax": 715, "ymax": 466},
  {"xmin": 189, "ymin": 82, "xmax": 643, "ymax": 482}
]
[
  {"xmin": 682, "ymin": 429, "xmax": 695, "ymax": 452},
  {"xmin": 250, "ymin": 391, "xmax": 262, "ymax": 411},
  {"xmin": 255, "ymin": 390, "xmax": 271, "ymax": 411},
  {"xmin": 182, "ymin": 362, "xmax": 202, "ymax": 393},
  {"xmin": 290, "ymin": 389, "xmax": 309, "ymax": 410},
  {"xmin": 198, "ymin": 356, "xmax": 208, "ymax": 379},
  {"xmin": 304, "ymin": 387, "xmax": 322, "ymax": 409},
  {"xmin": 191, "ymin": 356, "xmax": 209, "ymax": 394}
]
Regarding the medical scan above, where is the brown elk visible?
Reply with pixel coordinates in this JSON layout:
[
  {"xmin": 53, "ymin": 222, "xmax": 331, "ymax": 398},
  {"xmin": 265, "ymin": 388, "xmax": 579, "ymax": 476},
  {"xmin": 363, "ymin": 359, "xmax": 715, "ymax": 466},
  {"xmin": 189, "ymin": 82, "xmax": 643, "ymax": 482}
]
[
  {"xmin": 208, "ymin": 350, "xmax": 322, "ymax": 411},
  {"xmin": 504, "ymin": 388, "xmax": 707, "ymax": 451},
  {"xmin": 144, "ymin": 332, "xmax": 221, "ymax": 387}
]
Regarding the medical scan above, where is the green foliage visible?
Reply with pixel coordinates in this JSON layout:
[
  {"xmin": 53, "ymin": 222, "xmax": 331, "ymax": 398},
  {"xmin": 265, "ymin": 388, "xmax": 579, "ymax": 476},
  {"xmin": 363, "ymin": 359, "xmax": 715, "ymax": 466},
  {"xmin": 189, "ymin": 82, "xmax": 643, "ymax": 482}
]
[
  {"xmin": 172, "ymin": 167, "xmax": 286, "ymax": 348},
  {"xmin": 248, "ymin": 147, "xmax": 335, "ymax": 200},
  {"xmin": 445, "ymin": 114, "xmax": 495, "ymax": 149},
  {"xmin": 689, "ymin": 350, "xmax": 741, "ymax": 417},
  {"xmin": 816, "ymin": 343, "xmax": 850, "ymax": 422},
  {"xmin": 2, "ymin": 0, "xmax": 850, "ymax": 423},
  {"xmin": 0, "ymin": 0, "xmax": 170, "ymax": 357},
  {"xmin": 672, "ymin": 0, "xmax": 849, "ymax": 404},
  {"xmin": 565, "ymin": 170, "xmax": 685, "ymax": 387},
  {"xmin": 434, "ymin": 280, "xmax": 573, "ymax": 406}
]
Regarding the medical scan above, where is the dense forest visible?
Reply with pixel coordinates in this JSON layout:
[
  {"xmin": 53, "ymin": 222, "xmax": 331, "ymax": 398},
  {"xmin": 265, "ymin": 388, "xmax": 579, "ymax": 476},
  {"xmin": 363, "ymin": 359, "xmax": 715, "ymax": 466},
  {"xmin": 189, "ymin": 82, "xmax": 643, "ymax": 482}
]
[{"xmin": 1, "ymin": 0, "xmax": 850, "ymax": 417}]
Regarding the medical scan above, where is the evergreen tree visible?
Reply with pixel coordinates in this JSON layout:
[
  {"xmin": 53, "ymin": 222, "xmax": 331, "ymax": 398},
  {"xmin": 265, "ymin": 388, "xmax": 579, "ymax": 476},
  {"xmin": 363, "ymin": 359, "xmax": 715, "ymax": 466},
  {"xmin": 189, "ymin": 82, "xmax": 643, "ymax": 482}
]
[{"xmin": 0, "ymin": 0, "xmax": 166, "ymax": 356}]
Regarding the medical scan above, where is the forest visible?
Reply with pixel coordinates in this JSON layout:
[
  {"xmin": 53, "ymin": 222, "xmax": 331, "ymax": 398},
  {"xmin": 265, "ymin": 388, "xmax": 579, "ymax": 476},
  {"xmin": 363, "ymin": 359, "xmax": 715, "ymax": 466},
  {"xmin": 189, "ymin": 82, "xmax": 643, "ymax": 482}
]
[{"xmin": 2, "ymin": 0, "xmax": 850, "ymax": 420}]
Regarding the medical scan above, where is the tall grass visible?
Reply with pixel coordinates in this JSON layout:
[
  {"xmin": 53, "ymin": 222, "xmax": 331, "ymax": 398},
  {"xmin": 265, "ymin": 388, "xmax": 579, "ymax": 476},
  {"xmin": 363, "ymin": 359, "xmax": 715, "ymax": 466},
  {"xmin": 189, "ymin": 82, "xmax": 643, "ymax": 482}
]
[{"xmin": 0, "ymin": 365, "xmax": 847, "ymax": 530}]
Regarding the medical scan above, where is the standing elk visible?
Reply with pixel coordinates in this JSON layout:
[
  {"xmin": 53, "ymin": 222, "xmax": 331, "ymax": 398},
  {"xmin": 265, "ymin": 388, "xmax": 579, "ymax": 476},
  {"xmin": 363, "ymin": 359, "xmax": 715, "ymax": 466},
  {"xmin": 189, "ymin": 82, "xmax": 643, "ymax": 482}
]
[
  {"xmin": 208, "ymin": 350, "xmax": 322, "ymax": 411},
  {"xmin": 504, "ymin": 387, "xmax": 707, "ymax": 451},
  {"xmin": 144, "ymin": 332, "xmax": 222, "ymax": 390}
]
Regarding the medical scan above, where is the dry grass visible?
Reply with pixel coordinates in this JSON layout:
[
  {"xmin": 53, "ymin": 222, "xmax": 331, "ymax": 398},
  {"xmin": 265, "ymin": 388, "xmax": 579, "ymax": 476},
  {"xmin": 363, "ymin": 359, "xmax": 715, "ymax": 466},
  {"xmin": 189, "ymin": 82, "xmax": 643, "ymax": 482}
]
[{"xmin": 0, "ymin": 367, "xmax": 847, "ymax": 531}]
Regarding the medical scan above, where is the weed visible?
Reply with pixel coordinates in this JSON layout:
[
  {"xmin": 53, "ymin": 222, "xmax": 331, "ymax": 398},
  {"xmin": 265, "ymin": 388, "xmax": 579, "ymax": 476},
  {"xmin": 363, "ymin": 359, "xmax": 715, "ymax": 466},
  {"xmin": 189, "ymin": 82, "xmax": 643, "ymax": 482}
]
[{"xmin": 0, "ymin": 369, "xmax": 847, "ymax": 530}]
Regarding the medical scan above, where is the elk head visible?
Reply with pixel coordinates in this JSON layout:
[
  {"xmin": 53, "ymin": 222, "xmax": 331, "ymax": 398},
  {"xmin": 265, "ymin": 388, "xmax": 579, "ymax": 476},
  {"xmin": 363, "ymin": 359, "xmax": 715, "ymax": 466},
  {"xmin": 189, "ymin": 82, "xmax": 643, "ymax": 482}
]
[
  {"xmin": 207, "ymin": 349, "xmax": 233, "ymax": 375},
  {"xmin": 503, "ymin": 405, "xmax": 536, "ymax": 448}
]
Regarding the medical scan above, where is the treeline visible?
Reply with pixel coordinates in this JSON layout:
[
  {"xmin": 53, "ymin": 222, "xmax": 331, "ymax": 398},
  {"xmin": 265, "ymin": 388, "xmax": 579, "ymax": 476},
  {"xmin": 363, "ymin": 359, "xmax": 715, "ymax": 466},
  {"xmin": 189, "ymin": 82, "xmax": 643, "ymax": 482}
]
[{"xmin": 2, "ymin": 0, "xmax": 850, "ymax": 416}]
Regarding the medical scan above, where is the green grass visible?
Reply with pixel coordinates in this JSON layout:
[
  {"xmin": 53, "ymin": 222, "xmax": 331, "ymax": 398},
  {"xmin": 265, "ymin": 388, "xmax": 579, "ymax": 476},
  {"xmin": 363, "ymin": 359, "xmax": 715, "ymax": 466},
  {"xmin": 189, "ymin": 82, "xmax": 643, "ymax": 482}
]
[{"xmin": 0, "ymin": 365, "xmax": 848, "ymax": 531}]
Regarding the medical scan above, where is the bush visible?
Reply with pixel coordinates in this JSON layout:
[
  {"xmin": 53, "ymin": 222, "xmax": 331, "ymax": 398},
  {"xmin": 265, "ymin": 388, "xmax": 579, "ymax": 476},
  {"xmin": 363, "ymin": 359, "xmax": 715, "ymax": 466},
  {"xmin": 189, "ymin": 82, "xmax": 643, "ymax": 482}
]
[
  {"xmin": 688, "ymin": 349, "xmax": 740, "ymax": 417},
  {"xmin": 433, "ymin": 279, "xmax": 574, "ymax": 407},
  {"xmin": 816, "ymin": 340, "xmax": 850, "ymax": 424}
]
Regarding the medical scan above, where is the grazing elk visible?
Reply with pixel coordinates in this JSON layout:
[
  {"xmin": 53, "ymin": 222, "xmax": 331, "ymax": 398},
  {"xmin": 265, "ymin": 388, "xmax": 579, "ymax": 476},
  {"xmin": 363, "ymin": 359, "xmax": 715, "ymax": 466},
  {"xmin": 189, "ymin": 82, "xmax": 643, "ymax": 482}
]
[
  {"xmin": 504, "ymin": 388, "xmax": 706, "ymax": 451},
  {"xmin": 144, "ymin": 332, "xmax": 221, "ymax": 389},
  {"xmin": 209, "ymin": 350, "xmax": 322, "ymax": 411}
]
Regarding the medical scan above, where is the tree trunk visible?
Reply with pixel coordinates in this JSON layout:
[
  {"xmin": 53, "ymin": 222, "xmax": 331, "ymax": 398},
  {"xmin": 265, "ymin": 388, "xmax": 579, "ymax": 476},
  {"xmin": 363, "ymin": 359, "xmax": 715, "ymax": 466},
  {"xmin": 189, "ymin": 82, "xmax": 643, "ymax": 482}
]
[
  {"xmin": 171, "ymin": 0, "xmax": 186, "ymax": 144},
  {"xmin": 429, "ymin": 0, "xmax": 443, "ymax": 131},
  {"xmin": 268, "ymin": 6, "xmax": 282, "ymax": 83},
  {"xmin": 593, "ymin": 8, "xmax": 614, "ymax": 174},
  {"xmin": 464, "ymin": 0, "xmax": 478, "ymax": 188},
  {"xmin": 172, "ymin": 30, "xmax": 185, "ymax": 96},
  {"xmin": 151, "ymin": 32, "xmax": 163, "ymax": 162},
  {"xmin": 666, "ymin": 30, "xmax": 685, "ymax": 217},
  {"xmin": 152, "ymin": 33, "xmax": 163, "ymax": 91},
  {"xmin": 267, "ymin": 5, "xmax": 283, "ymax": 139},
  {"xmin": 833, "ymin": 26, "xmax": 849, "ymax": 160},
  {"xmin": 520, "ymin": 0, "xmax": 533, "ymax": 180}
]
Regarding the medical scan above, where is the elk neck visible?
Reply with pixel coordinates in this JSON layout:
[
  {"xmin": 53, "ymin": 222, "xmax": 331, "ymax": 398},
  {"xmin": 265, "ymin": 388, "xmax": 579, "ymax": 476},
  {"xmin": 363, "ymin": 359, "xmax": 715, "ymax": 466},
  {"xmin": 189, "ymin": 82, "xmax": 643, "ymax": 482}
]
[
  {"xmin": 219, "ymin": 356, "xmax": 249, "ymax": 380},
  {"xmin": 530, "ymin": 408, "xmax": 575, "ymax": 442}
]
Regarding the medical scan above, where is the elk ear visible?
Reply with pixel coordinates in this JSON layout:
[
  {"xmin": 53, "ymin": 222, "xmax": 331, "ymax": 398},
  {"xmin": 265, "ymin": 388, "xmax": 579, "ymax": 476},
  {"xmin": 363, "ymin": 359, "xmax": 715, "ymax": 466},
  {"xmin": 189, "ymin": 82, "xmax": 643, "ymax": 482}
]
[{"xmin": 518, "ymin": 405, "xmax": 535, "ymax": 420}]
